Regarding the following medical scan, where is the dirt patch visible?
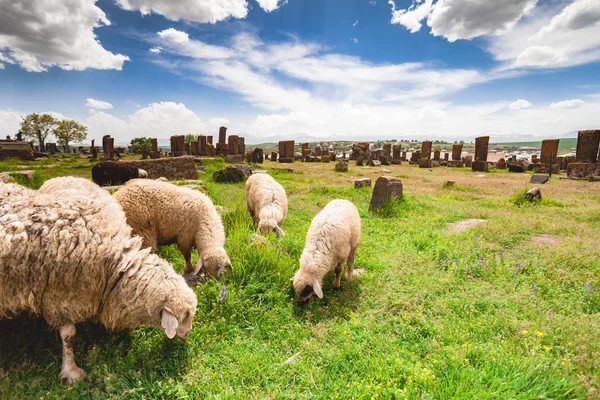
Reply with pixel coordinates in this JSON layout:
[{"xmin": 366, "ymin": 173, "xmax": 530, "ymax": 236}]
[
  {"xmin": 531, "ymin": 234, "xmax": 563, "ymax": 246},
  {"xmin": 448, "ymin": 219, "xmax": 487, "ymax": 233},
  {"xmin": 352, "ymin": 268, "xmax": 366, "ymax": 276}
]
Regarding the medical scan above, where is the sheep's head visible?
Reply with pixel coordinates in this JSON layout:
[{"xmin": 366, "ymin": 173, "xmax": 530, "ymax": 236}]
[
  {"xmin": 137, "ymin": 169, "xmax": 148, "ymax": 179},
  {"xmin": 159, "ymin": 278, "xmax": 197, "ymax": 339},
  {"xmin": 102, "ymin": 251, "xmax": 197, "ymax": 339},
  {"xmin": 292, "ymin": 272, "xmax": 323, "ymax": 306},
  {"xmin": 258, "ymin": 219, "xmax": 285, "ymax": 236},
  {"xmin": 197, "ymin": 247, "xmax": 231, "ymax": 279}
]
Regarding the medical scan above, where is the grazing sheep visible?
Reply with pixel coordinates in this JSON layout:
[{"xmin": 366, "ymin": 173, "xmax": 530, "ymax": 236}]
[
  {"xmin": 91, "ymin": 161, "xmax": 147, "ymax": 186},
  {"xmin": 293, "ymin": 199, "xmax": 360, "ymax": 305},
  {"xmin": 113, "ymin": 179, "xmax": 231, "ymax": 278},
  {"xmin": 0, "ymin": 181, "xmax": 197, "ymax": 384},
  {"xmin": 245, "ymin": 173, "xmax": 288, "ymax": 235}
]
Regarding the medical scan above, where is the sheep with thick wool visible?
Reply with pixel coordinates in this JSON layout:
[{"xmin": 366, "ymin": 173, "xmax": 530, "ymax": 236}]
[
  {"xmin": 245, "ymin": 173, "xmax": 288, "ymax": 235},
  {"xmin": 0, "ymin": 179, "xmax": 197, "ymax": 384},
  {"xmin": 91, "ymin": 161, "xmax": 147, "ymax": 186},
  {"xmin": 113, "ymin": 179, "xmax": 231, "ymax": 278},
  {"xmin": 292, "ymin": 199, "xmax": 360, "ymax": 305}
]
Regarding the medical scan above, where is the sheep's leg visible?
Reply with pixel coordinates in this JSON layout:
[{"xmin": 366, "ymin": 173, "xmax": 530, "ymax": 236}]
[
  {"xmin": 178, "ymin": 244, "xmax": 193, "ymax": 273},
  {"xmin": 346, "ymin": 248, "xmax": 357, "ymax": 282},
  {"xmin": 334, "ymin": 263, "xmax": 343, "ymax": 289},
  {"xmin": 58, "ymin": 322, "xmax": 86, "ymax": 384}
]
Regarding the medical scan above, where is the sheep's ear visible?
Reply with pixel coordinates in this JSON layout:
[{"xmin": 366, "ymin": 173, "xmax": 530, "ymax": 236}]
[
  {"xmin": 274, "ymin": 225, "xmax": 285, "ymax": 236},
  {"xmin": 313, "ymin": 280, "xmax": 323, "ymax": 299},
  {"xmin": 161, "ymin": 310, "xmax": 178, "ymax": 339},
  {"xmin": 193, "ymin": 257, "xmax": 203, "ymax": 275}
]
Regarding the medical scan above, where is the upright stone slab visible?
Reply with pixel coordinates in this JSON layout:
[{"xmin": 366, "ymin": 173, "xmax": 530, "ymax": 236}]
[
  {"xmin": 102, "ymin": 135, "xmax": 114, "ymax": 160},
  {"xmin": 198, "ymin": 135, "xmax": 207, "ymax": 156},
  {"xmin": 141, "ymin": 144, "xmax": 149, "ymax": 159},
  {"xmin": 433, "ymin": 150, "xmax": 440, "ymax": 161},
  {"xmin": 251, "ymin": 148, "xmax": 264, "ymax": 163},
  {"xmin": 170, "ymin": 135, "xmax": 186, "ymax": 157},
  {"xmin": 392, "ymin": 145, "xmax": 401, "ymax": 164},
  {"xmin": 238, "ymin": 137, "xmax": 245, "ymax": 156},
  {"xmin": 383, "ymin": 144, "xmax": 392, "ymax": 159},
  {"xmin": 452, "ymin": 144, "xmax": 463, "ymax": 161},
  {"xmin": 420, "ymin": 141, "xmax": 432, "ymax": 160},
  {"xmin": 190, "ymin": 141, "xmax": 199, "ymax": 156},
  {"xmin": 576, "ymin": 130, "xmax": 600, "ymax": 163},
  {"xmin": 271, "ymin": 152, "xmax": 278, "ymax": 161},
  {"xmin": 315, "ymin": 146, "xmax": 322, "ymax": 156},
  {"xmin": 218, "ymin": 126, "xmax": 227, "ymax": 144},
  {"xmin": 285, "ymin": 140, "xmax": 294, "ymax": 158},
  {"xmin": 369, "ymin": 176, "xmax": 403, "ymax": 211},
  {"xmin": 301, "ymin": 143, "xmax": 309, "ymax": 152},
  {"xmin": 472, "ymin": 136, "xmax": 489, "ymax": 171},
  {"xmin": 149, "ymin": 138, "xmax": 160, "ymax": 159},
  {"xmin": 444, "ymin": 153, "xmax": 449, "ymax": 161},
  {"xmin": 228, "ymin": 135, "xmax": 239, "ymax": 156},
  {"xmin": 207, "ymin": 136, "xmax": 213, "ymax": 145}
]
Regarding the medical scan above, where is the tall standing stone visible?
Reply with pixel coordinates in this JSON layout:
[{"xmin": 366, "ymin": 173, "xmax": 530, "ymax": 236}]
[
  {"xmin": 279, "ymin": 140, "xmax": 295, "ymax": 163},
  {"xmin": 575, "ymin": 130, "xmax": 600, "ymax": 163},
  {"xmin": 150, "ymin": 138, "xmax": 160, "ymax": 159},
  {"xmin": 392, "ymin": 145, "xmax": 401, "ymax": 165},
  {"xmin": 228, "ymin": 135, "xmax": 239, "ymax": 156},
  {"xmin": 383, "ymin": 144, "xmax": 392, "ymax": 160},
  {"xmin": 190, "ymin": 141, "xmax": 199, "ymax": 156},
  {"xmin": 433, "ymin": 150, "xmax": 440, "ymax": 161},
  {"xmin": 238, "ymin": 137, "xmax": 245, "ymax": 156},
  {"xmin": 170, "ymin": 135, "xmax": 186, "ymax": 157},
  {"xmin": 452, "ymin": 144, "xmax": 463, "ymax": 161},
  {"xmin": 369, "ymin": 176, "xmax": 403, "ymax": 211},
  {"xmin": 207, "ymin": 136, "xmax": 213, "ymax": 145},
  {"xmin": 103, "ymin": 135, "xmax": 114, "ymax": 160},
  {"xmin": 251, "ymin": 148, "xmax": 264, "ymax": 163},
  {"xmin": 218, "ymin": 126, "xmax": 227, "ymax": 144},
  {"xmin": 472, "ymin": 136, "xmax": 490, "ymax": 171},
  {"xmin": 198, "ymin": 135, "xmax": 207, "ymax": 156},
  {"xmin": 420, "ymin": 141, "xmax": 432, "ymax": 159}
]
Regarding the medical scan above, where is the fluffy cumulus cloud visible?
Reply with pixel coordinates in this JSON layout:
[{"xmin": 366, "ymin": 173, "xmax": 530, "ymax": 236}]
[
  {"xmin": 0, "ymin": 0, "xmax": 129, "ymax": 72},
  {"xmin": 208, "ymin": 117, "xmax": 230, "ymax": 126},
  {"xmin": 86, "ymin": 98, "xmax": 113, "ymax": 110},
  {"xmin": 389, "ymin": 0, "xmax": 434, "ymax": 33},
  {"xmin": 489, "ymin": 0, "xmax": 600, "ymax": 69},
  {"xmin": 116, "ymin": 0, "xmax": 287, "ymax": 23},
  {"xmin": 549, "ymin": 99, "xmax": 585, "ymax": 109},
  {"xmin": 418, "ymin": 106, "xmax": 446, "ymax": 122},
  {"xmin": 509, "ymin": 99, "xmax": 532, "ymax": 110},
  {"xmin": 86, "ymin": 102, "xmax": 203, "ymax": 141},
  {"xmin": 389, "ymin": 0, "xmax": 537, "ymax": 41}
]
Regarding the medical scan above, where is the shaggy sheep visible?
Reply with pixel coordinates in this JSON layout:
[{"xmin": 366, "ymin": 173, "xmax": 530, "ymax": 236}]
[
  {"xmin": 245, "ymin": 173, "xmax": 288, "ymax": 235},
  {"xmin": 0, "ymin": 180, "xmax": 197, "ymax": 384},
  {"xmin": 113, "ymin": 179, "xmax": 231, "ymax": 278},
  {"xmin": 91, "ymin": 161, "xmax": 147, "ymax": 186},
  {"xmin": 292, "ymin": 199, "xmax": 360, "ymax": 305}
]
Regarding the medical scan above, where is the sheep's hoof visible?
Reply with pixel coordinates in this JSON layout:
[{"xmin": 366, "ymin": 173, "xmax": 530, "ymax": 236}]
[{"xmin": 59, "ymin": 366, "xmax": 86, "ymax": 384}]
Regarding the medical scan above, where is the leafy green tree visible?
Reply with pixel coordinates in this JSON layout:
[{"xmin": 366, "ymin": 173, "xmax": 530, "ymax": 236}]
[
  {"xmin": 185, "ymin": 134, "xmax": 197, "ymax": 143},
  {"xmin": 129, "ymin": 137, "xmax": 152, "ymax": 154},
  {"xmin": 54, "ymin": 119, "xmax": 88, "ymax": 151},
  {"xmin": 19, "ymin": 113, "xmax": 58, "ymax": 152}
]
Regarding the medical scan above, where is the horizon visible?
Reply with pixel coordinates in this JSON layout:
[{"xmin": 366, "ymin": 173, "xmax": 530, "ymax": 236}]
[{"xmin": 1, "ymin": 0, "xmax": 599, "ymax": 144}]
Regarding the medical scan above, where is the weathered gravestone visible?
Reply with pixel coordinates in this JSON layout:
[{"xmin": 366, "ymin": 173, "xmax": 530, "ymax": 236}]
[
  {"xmin": 251, "ymin": 148, "xmax": 264, "ymax": 163},
  {"xmin": 334, "ymin": 160, "xmax": 348, "ymax": 172},
  {"xmin": 354, "ymin": 177, "xmax": 371, "ymax": 188},
  {"xmin": 472, "ymin": 136, "xmax": 489, "ymax": 171},
  {"xmin": 568, "ymin": 130, "xmax": 600, "ymax": 180},
  {"xmin": 369, "ymin": 176, "xmax": 403, "ymax": 211},
  {"xmin": 213, "ymin": 164, "xmax": 252, "ymax": 183}
]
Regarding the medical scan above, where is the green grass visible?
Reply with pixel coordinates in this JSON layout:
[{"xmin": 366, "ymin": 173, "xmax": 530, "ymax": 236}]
[
  {"xmin": 1, "ymin": 155, "xmax": 600, "ymax": 399},
  {"xmin": 495, "ymin": 138, "xmax": 577, "ymax": 151}
]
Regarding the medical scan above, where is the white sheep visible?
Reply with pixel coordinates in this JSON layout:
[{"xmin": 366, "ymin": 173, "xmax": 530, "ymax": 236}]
[
  {"xmin": 0, "ymin": 180, "xmax": 197, "ymax": 384},
  {"xmin": 292, "ymin": 199, "xmax": 361, "ymax": 305},
  {"xmin": 245, "ymin": 173, "xmax": 288, "ymax": 235},
  {"xmin": 113, "ymin": 179, "xmax": 231, "ymax": 278}
]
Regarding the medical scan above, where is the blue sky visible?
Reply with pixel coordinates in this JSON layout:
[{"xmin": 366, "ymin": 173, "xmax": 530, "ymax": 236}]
[{"xmin": 0, "ymin": 0, "xmax": 599, "ymax": 144}]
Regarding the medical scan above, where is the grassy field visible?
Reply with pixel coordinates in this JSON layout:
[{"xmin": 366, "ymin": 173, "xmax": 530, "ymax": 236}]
[
  {"xmin": 1, "ymin": 154, "xmax": 600, "ymax": 399},
  {"xmin": 495, "ymin": 138, "xmax": 577, "ymax": 151}
]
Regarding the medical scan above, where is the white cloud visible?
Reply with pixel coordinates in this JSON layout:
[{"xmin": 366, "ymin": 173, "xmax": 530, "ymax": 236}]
[
  {"xmin": 353, "ymin": 20, "xmax": 359, "ymax": 27},
  {"xmin": 515, "ymin": 45, "xmax": 566, "ymax": 67},
  {"xmin": 389, "ymin": 0, "xmax": 434, "ymax": 33},
  {"xmin": 418, "ymin": 106, "xmax": 447, "ymax": 122},
  {"xmin": 86, "ymin": 98, "xmax": 114, "ymax": 110},
  {"xmin": 0, "ymin": 0, "xmax": 129, "ymax": 72},
  {"xmin": 253, "ymin": 111, "xmax": 315, "ymax": 130},
  {"xmin": 256, "ymin": 0, "xmax": 287, "ymax": 12},
  {"xmin": 389, "ymin": 0, "xmax": 537, "ymax": 41},
  {"xmin": 509, "ymin": 99, "xmax": 532, "ymax": 110},
  {"xmin": 208, "ymin": 117, "xmax": 230, "ymax": 126},
  {"xmin": 351, "ymin": 38, "xmax": 359, "ymax": 44},
  {"xmin": 489, "ymin": 1, "xmax": 600, "ymax": 70},
  {"xmin": 0, "ymin": 64, "xmax": 4, "ymax": 70},
  {"xmin": 116, "ymin": 0, "xmax": 287, "ymax": 22},
  {"xmin": 549, "ymin": 99, "xmax": 585, "ymax": 109},
  {"xmin": 86, "ymin": 102, "xmax": 203, "ymax": 141},
  {"xmin": 116, "ymin": 0, "xmax": 248, "ymax": 23},
  {"xmin": 150, "ymin": 47, "xmax": 162, "ymax": 53},
  {"xmin": 158, "ymin": 28, "xmax": 190, "ymax": 44},
  {"xmin": 427, "ymin": 0, "xmax": 538, "ymax": 42},
  {"xmin": 543, "ymin": 115, "xmax": 564, "ymax": 124}
]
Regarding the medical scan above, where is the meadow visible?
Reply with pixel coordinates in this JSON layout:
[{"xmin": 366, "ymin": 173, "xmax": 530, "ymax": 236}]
[{"xmin": 1, "ymin": 154, "xmax": 600, "ymax": 399}]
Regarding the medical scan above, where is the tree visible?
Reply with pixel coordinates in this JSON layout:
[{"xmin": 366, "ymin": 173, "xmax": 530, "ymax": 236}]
[
  {"xmin": 54, "ymin": 119, "xmax": 88, "ymax": 152},
  {"xmin": 129, "ymin": 137, "xmax": 151, "ymax": 154},
  {"xmin": 19, "ymin": 113, "xmax": 58, "ymax": 152},
  {"xmin": 185, "ymin": 134, "xmax": 197, "ymax": 143}
]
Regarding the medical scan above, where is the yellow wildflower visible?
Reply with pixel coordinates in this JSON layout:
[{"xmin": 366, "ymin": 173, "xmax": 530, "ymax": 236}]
[{"xmin": 521, "ymin": 330, "xmax": 529, "ymax": 335}]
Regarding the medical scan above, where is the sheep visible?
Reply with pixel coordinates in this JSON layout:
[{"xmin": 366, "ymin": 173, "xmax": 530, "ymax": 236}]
[
  {"xmin": 91, "ymin": 161, "xmax": 147, "ymax": 186},
  {"xmin": 0, "ymin": 180, "xmax": 197, "ymax": 384},
  {"xmin": 113, "ymin": 179, "xmax": 231, "ymax": 278},
  {"xmin": 245, "ymin": 173, "xmax": 288, "ymax": 236},
  {"xmin": 292, "ymin": 199, "xmax": 360, "ymax": 305}
]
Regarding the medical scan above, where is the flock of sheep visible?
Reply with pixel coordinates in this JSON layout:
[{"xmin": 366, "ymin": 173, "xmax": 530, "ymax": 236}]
[{"xmin": 0, "ymin": 171, "xmax": 361, "ymax": 384}]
